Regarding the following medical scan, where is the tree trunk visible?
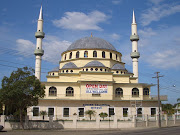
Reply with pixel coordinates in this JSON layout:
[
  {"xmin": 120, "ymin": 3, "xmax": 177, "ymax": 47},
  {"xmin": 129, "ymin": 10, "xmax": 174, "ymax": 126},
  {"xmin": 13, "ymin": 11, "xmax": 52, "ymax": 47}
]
[
  {"xmin": 90, "ymin": 115, "xmax": 91, "ymax": 121},
  {"xmin": 19, "ymin": 109, "xmax": 24, "ymax": 129}
]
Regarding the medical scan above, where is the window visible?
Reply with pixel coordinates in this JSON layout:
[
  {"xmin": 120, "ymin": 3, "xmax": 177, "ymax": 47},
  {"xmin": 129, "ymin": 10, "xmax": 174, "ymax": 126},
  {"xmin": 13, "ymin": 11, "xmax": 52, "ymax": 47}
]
[
  {"xmin": 100, "ymin": 68, "xmax": 102, "ymax": 71},
  {"xmin": 84, "ymin": 51, "xmax": 88, "ymax": 58},
  {"xmin": 116, "ymin": 54, "xmax": 118, "ymax": 60},
  {"xmin": 66, "ymin": 70, "xmax": 68, "ymax": 73},
  {"xmin": 69, "ymin": 52, "xmax": 72, "ymax": 59},
  {"xmin": 33, "ymin": 107, "xmax": 39, "ymax": 116},
  {"xmin": 151, "ymin": 108, "xmax": 156, "ymax": 117},
  {"xmin": 110, "ymin": 52, "xmax": 112, "ymax": 59},
  {"xmin": 93, "ymin": 51, "xmax": 97, "ymax": 57},
  {"xmin": 49, "ymin": 86, "xmax": 57, "ymax": 96},
  {"xmin": 143, "ymin": 88, "xmax": 149, "ymax": 95},
  {"xmin": 63, "ymin": 108, "xmax": 69, "ymax": 117},
  {"xmin": 48, "ymin": 108, "xmax": 54, "ymax": 116},
  {"xmin": 137, "ymin": 108, "xmax": 142, "ymax": 117},
  {"xmin": 64, "ymin": 54, "xmax": 66, "ymax": 60},
  {"xmin": 86, "ymin": 68, "xmax": 88, "ymax": 71},
  {"xmin": 109, "ymin": 108, "xmax": 114, "ymax": 117},
  {"xmin": 78, "ymin": 108, "xmax": 84, "ymax": 117},
  {"xmin": 70, "ymin": 70, "xmax": 73, "ymax": 73},
  {"xmin": 115, "ymin": 88, "xmax": 123, "ymax": 97},
  {"xmin": 116, "ymin": 71, "xmax": 119, "ymax": 73},
  {"xmin": 66, "ymin": 87, "xmax": 74, "ymax": 96},
  {"xmin": 91, "ymin": 68, "xmax": 93, "ymax": 71},
  {"xmin": 76, "ymin": 51, "xmax": 79, "ymax": 58},
  {"xmin": 132, "ymin": 88, "xmax": 139, "ymax": 97},
  {"xmin": 95, "ymin": 68, "xmax": 98, "ymax": 71},
  {"xmin": 102, "ymin": 51, "xmax": 105, "ymax": 58},
  {"xmin": 123, "ymin": 108, "xmax": 128, "ymax": 117}
]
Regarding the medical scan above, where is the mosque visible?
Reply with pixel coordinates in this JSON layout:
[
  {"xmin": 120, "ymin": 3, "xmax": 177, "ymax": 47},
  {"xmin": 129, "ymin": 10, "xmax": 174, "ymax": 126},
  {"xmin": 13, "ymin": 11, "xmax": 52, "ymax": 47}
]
[{"xmin": 27, "ymin": 6, "xmax": 167, "ymax": 120}]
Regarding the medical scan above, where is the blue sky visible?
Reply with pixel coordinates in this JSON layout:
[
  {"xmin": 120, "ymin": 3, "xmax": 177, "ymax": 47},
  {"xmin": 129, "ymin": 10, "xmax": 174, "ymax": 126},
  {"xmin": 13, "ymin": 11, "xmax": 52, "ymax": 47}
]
[{"xmin": 0, "ymin": 0, "xmax": 180, "ymax": 104}]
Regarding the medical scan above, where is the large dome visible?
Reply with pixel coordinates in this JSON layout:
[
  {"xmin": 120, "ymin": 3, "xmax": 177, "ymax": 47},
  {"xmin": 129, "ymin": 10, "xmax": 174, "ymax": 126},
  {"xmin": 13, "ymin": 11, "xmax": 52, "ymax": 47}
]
[{"xmin": 66, "ymin": 37, "xmax": 116, "ymax": 51}]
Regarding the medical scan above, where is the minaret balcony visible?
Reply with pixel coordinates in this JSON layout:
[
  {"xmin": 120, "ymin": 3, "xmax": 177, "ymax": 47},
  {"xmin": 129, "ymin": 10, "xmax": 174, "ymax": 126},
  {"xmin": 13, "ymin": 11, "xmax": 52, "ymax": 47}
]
[
  {"xmin": 35, "ymin": 31, "xmax": 45, "ymax": 38},
  {"xmin": 131, "ymin": 52, "xmax": 140, "ymax": 58},
  {"xmin": 130, "ymin": 35, "xmax": 139, "ymax": 41},
  {"xmin": 34, "ymin": 49, "xmax": 44, "ymax": 56}
]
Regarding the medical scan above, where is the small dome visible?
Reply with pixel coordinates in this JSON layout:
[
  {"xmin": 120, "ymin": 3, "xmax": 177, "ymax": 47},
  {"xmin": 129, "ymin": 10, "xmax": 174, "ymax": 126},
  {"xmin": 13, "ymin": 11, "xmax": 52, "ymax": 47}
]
[
  {"xmin": 50, "ymin": 67, "xmax": 59, "ymax": 72},
  {"xmin": 112, "ymin": 63, "xmax": 125, "ymax": 70},
  {"xmin": 66, "ymin": 37, "xmax": 116, "ymax": 51},
  {"xmin": 84, "ymin": 61, "xmax": 105, "ymax": 67},
  {"xmin": 62, "ymin": 62, "xmax": 78, "ymax": 69}
]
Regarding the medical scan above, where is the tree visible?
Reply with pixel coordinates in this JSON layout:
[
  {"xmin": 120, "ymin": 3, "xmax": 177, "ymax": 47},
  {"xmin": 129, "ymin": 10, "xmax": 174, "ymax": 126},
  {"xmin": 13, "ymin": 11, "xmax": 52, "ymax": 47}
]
[
  {"xmin": 85, "ymin": 110, "xmax": 96, "ymax": 120},
  {"xmin": 162, "ymin": 103, "xmax": 174, "ymax": 115},
  {"xmin": 177, "ymin": 98, "xmax": 180, "ymax": 102},
  {"xmin": 0, "ymin": 67, "xmax": 45, "ymax": 129},
  {"xmin": 40, "ymin": 111, "xmax": 47, "ymax": 121},
  {"xmin": 99, "ymin": 112, "xmax": 108, "ymax": 120}
]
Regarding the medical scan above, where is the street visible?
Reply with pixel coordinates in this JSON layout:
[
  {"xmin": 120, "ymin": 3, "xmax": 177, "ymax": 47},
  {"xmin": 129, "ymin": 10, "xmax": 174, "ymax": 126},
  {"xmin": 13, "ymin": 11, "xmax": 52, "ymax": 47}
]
[{"xmin": 1, "ymin": 126, "xmax": 180, "ymax": 135}]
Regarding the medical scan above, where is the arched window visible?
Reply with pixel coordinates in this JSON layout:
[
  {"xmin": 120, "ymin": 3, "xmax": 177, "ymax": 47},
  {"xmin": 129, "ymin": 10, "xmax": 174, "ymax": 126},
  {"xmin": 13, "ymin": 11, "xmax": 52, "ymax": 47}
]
[
  {"xmin": 84, "ymin": 51, "xmax": 88, "ymax": 58},
  {"xmin": 76, "ymin": 51, "xmax": 79, "ymax": 58},
  {"xmin": 116, "ymin": 54, "xmax": 118, "ymax": 60},
  {"xmin": 102, "ymin": 51, "xmax": 105, "ymax": 58},
  {"xmin": 132, "ymin": 88, "xmax": 139, "ymax": 97},
  {"xmin": 49, "ymin": 86, "xmax": 57, "ymax": 96},
  {"xmin": 143, "ymin": 88, "xmax": 149, "ymax": 95},
  {"xmin": 64, "ymin": 54, "xmax": 66, "ymax": 60},
  {"xmin": 93, "ymin": 51, "xmax": 97, "ymax": 57},
  {"xmin": 110, "ymin": 52, "xmax": 112, "ymax": 59},
  {"xmin": 69, "ymin": 52, "xmax": 72, "ymax": 59},
  {"xmin": 66, "ymin": 87, "xmax": 74, "ymax": 96},
  {"xmin": 115, "ymin": 88, "xmax": 123, "ymax": 97}
]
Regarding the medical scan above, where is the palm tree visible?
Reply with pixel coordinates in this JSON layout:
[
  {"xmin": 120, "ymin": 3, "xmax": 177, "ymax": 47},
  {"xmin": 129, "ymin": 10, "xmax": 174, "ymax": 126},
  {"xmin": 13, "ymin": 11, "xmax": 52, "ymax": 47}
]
[
  {"xmin": 99, "ymin": 112, "xmax": 108, "ymax": 120},
  {"xmin": 40, "ymin": 111, "xmax": 47, "ymax": 121},
  {"xmin": 85, "ymin": 110, "xmax": 96, "ymax": 120}
]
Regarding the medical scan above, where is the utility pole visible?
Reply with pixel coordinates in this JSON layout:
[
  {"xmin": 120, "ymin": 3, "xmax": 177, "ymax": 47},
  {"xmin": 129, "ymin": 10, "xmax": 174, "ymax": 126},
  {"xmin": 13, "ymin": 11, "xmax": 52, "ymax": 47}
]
[{"xmin": 152, "ymin": 72, "xmax": 163, "ymax": 128}]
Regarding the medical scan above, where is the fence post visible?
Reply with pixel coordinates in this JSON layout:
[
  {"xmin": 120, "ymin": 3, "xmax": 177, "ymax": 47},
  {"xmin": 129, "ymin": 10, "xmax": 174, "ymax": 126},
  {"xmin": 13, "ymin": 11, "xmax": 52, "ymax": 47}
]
[
  {"xmin": 156, "ymin": 115, "xmax": 159, "ymax": 127},
  {"xmin": 73, "ymin": 115, "xmax": 77, "ymax": 129},
  {"xmin": 24, "ymin": 115, "xmax": 29, "ymax": 129},
  {"xmin": 1, "ymin": 115, "xmax": 5, "ymax": 127},
  {"xmin": 165, "ymin": 114, "xmax": 168, "ymax": 126},
  {"xmin": 113, "ymin": 115, "xmax": 118, "ymax": 128},
  {"xmin": 145, "ymin": 114, "xmax": 149, "ymax": 127},
  {"xmin": 133, "ymin": 115, "xmax": 136, "ymax": 128},
  {"xmin": 96, "ymin": 115, "xmax": 100, "ymax": 129},
  {"xmin": 173, "ymin": 114, "xmax": 176, "ymax": 125}
]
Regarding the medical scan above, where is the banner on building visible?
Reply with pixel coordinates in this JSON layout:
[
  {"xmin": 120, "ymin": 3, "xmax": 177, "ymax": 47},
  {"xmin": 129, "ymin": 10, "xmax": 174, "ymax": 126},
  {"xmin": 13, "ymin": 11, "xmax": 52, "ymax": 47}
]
[{"xmin": 86, "ymin": 84, "xmax": 108, "ymax": 93}]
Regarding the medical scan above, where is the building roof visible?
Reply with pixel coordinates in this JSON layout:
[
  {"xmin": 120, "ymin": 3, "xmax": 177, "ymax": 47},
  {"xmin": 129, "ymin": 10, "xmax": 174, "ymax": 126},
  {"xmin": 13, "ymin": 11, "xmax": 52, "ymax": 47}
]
[
  {"xmin": 111, "ymin": 63, "xmax": 125, "ymax": 70},
  {"xmin": 84, "ymin": 61, "xmax": 105, "ymax": 67},
  {"xmin": 61, "ymin": 62, "xmax": 78, "ymax": 69},
  {"xmin": 66, "ymin": 37, "xmax": 116, "ymax": 51}
]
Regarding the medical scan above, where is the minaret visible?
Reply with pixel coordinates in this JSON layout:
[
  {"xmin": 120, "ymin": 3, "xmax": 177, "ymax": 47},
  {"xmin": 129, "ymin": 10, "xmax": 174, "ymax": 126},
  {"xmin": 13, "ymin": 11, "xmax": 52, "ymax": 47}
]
[
  {"xmin": 130, "ymin": 10, "xmax": 140, "ymax": 82},
  {"xmin": 34, "ymin": 5, "xmax": 45, "ymax": 80}
]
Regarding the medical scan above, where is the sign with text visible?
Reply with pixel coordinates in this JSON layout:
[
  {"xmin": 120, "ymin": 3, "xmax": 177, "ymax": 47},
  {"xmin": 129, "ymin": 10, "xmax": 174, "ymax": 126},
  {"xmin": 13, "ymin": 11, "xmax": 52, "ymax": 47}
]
[{"xmin": 86, "ymin": 84, "xmax": 108, "ymax": 93}]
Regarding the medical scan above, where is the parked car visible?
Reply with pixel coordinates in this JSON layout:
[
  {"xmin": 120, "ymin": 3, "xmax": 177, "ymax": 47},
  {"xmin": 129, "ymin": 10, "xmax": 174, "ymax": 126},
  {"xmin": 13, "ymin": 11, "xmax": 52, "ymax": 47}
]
[{"xmin": 0, "ymin": 125, "xmax": 4, "ymax": 131}]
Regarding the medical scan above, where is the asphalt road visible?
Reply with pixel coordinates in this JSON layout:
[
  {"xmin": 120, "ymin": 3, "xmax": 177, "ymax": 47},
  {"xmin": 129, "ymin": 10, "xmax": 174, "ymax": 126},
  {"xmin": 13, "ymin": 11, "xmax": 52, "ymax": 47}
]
[{"xmin": 1, "ymin": 126, "xmax": 180, "ymax": 135}]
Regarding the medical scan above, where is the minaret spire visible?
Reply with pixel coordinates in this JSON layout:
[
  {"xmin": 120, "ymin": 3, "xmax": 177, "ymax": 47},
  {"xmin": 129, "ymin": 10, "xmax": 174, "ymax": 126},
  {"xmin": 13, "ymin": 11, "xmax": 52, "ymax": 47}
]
[
  {"xmin": 132, "ymin": 9, "xmax": 136, "ymax": 24},
  {"xmin": 39, "ymin": 5, "xmax": 43, "ymax": 20},
  {"xmin": 130, "ymin": 10, "xmax": 140, "ymax": 82},
  {"xmin": 34, "ymin": 5, "xmax": 45, "ymax": 80}
]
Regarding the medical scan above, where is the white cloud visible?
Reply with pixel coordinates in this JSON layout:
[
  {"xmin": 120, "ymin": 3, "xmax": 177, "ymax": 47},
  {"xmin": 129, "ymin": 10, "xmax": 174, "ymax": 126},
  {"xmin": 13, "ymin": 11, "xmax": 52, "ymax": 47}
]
[
  {"xmin": 149, "ymin": 0, "xmax": 164, "ymax": 5},
  {"xmin": 16, "ymin": 39, "xmax": 35, "ymax": 57},
  {"xmin": 141, "ymin": 4, "xmax": 180, "ymax": 26},
  {"xmin": 16, "ymin": 36, "xmax": 71, "ymax": 63},
  {"xmin": 139, "ymin": 26, "xmax": 180, "ymax": 69},
  {"xmin": 52, "ymin": 11, "xmax": 109, "ymax": 31},
  {"xmin": 43, "ymin": 35, "xmax": 71, "ymax": 63},
  {"xmin": 147, "ymin": 50, "xmax": 180, "ymax": 69},
  {"xmin": 110, "ymin": 33, "xmax": 121, "ymax": 40},
  {"xmin": 112, "ymin": 0, "xmax": 122, "ymax": 5}
]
